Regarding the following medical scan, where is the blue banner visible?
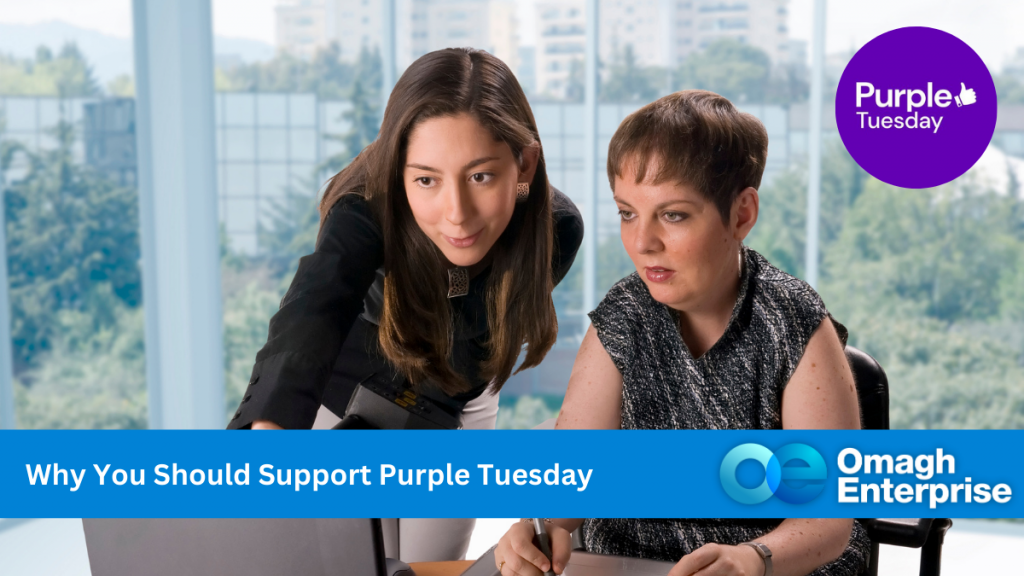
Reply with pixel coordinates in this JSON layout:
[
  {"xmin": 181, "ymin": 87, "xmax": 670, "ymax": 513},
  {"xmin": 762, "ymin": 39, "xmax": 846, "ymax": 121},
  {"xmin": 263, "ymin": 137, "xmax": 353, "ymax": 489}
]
[{"xmin": 1, "ymin": 430, "xmax": 1020, "ymax": 518}]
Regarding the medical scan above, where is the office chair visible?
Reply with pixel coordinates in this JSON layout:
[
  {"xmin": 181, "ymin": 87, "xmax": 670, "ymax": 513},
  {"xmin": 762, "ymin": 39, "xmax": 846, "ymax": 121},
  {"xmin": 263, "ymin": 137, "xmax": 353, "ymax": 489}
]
[
  {"xmin": 845, "ymin": 346, "xmax": 952, "ymax": 576},
  {"xmin": 567, "ymin": 346, "xmax": 952, "ymax": 576}
]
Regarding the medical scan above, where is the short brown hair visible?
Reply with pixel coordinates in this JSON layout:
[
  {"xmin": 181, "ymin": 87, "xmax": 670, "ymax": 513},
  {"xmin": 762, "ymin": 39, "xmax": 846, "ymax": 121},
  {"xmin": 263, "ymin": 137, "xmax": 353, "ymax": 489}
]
[{"xmin": 607, "ymin": 90, "xmax": 768, "ymax": 223}]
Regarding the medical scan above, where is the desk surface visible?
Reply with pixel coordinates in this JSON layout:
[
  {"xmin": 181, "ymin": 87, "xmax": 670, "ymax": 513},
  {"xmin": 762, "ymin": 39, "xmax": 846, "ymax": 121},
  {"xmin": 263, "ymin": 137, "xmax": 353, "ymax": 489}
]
[{"xmin": 408, "ymin": 560, "xmax": 475, "ymax": 576}]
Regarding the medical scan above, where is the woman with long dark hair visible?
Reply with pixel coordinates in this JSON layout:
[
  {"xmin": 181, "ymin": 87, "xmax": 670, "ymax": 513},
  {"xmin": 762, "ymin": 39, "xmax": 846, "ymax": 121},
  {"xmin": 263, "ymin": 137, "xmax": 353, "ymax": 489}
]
[{"xmin": 227, "ymin": 48, "xmax": 583, "ymax": 560}]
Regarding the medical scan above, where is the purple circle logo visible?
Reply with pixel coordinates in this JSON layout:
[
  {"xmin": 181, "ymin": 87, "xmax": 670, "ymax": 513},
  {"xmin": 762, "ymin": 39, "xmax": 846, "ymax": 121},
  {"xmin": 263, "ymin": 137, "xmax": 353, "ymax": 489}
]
[{"xmin": 836, "ymin": 27, "xmax": 997, "ymax": 189}]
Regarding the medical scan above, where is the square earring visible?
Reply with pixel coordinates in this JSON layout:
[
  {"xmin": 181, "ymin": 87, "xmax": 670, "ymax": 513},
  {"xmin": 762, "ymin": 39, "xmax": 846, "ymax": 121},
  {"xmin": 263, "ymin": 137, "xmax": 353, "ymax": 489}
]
[{"xmin": 516, "ymin": 182, "xmax": 529, "ymax": 203}]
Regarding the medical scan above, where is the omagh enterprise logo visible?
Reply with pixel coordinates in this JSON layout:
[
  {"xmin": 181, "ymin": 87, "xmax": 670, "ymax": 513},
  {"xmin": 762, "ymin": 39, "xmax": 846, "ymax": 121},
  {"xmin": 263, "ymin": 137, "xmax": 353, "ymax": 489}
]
[{"xmin": 719, "ymin": 443, "xmax": 827, "ymax": 505}]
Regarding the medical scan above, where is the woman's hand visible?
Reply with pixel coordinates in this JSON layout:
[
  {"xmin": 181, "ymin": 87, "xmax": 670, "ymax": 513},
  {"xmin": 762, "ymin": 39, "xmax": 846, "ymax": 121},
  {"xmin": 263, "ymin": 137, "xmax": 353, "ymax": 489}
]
[
  {"xmin": 494, "ymin": 520, "xmax": 572, "ymax": 575},
  {"xmin": 251, "ymin": 420, "xmax": 283, "ymax": 430},
  {"xmin": 668, "ymin": 543, "xmax": 764, "ymax": 576}
]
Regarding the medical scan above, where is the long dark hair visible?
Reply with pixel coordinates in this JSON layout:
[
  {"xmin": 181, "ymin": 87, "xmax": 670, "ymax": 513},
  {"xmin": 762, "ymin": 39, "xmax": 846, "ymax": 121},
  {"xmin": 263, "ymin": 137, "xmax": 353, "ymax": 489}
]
[{"xmin": 319, "ymin": 48, "xmax": 557, "ymax": 395}]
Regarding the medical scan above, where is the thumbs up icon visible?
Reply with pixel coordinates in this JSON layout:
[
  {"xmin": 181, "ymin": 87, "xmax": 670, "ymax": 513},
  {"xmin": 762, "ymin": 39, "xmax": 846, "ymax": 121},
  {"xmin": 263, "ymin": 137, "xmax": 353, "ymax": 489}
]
[{"xmin": 955, "ymin": 83, "xmax": 977, "ymax": 107}]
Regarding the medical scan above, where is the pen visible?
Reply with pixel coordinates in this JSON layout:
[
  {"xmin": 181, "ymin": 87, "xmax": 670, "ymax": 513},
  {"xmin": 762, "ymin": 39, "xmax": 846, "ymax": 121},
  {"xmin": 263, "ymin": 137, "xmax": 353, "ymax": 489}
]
[{"xmin": 532, "ymin": 518, "xmax": 558, "ymax": 576}]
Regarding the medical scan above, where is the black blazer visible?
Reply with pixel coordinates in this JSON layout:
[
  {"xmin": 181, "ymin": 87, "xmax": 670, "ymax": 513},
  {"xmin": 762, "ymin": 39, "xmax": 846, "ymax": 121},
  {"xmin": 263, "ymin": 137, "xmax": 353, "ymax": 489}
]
[{"xmin": 228, "ymin": 187, "xmax": 584, "ymax": 429}]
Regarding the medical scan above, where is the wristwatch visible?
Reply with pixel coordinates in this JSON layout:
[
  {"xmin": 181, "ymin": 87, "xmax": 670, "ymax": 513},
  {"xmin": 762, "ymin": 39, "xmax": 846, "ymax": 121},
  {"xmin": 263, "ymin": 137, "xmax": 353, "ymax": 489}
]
[{"xmin": 740, "ymin": 541, "xmax": 773, "ymax": 576}]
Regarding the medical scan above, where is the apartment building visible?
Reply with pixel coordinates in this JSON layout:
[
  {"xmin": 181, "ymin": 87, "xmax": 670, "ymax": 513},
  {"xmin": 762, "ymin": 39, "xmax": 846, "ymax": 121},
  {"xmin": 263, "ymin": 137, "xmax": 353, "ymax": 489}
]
[
  {"xmin": 277, "ymin": 0, "xmax": 518, "ymax": 76},
  {"xmin": 534, "ymin": 0, "xmax": 790, "ymax": 99}
]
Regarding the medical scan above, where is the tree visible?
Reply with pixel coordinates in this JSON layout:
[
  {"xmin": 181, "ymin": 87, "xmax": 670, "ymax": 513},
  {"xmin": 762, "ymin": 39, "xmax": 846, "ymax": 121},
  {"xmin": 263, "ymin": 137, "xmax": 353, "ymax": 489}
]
[
  {"xmin": 215, "ymin": 42, "xmax": 366, "ymax": 99},
  {"xmin": 0, "ymin": 42, "xmax": 101, "ymax": 97},
  {"xmin": 2, "ymin": 122, "xmax": 141, "ymax": 371},
  {"xmin": 746, "ymin": 140, "xmax": 868, "ymax": 278},
  {"xmin": 565, "ymin": 57, "xmax": 586, "ymax": 102},
  {"xmin": 320, "ymin": 46, "xmax": 382, "ymax": 175},
  {"xmin": 600, "ymin": 44, "xmax": 663, "ymax": 103},
  {"xmin": 674, "ymin": 38, "xmax": 771, "ymax": 103},
  {"xmin": 260, "ymin": 46, "xmax": 382, "ymax": 275},
  {"xmin": 257, "ymin": 180, "xmax": 322, "ymax": 276},
  {"xmin": 816, "ymin": 177, "xmax": 1024, "ymax": 429},
  {"xmin": 14, "ymin": 299, "xmax": 147, "ymax": 429},
  {"xmin": 823, "ymin": 178, "xmax": 1020, "ymax": 325},
  {"xmin": 994, "ymin": 73, "xmax": 1024, "ymax": 104}
]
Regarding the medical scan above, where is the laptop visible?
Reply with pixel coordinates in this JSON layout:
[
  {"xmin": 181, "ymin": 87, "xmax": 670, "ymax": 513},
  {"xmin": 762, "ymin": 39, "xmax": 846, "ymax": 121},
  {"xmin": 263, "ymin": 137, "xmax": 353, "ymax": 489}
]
[
  {"xmin": 463, "ymin": 546, "xmax": 675, "ymax": 576},
  {"xmin": 83, "ymin": 518, "xmax": 392, "ymax": 576}
]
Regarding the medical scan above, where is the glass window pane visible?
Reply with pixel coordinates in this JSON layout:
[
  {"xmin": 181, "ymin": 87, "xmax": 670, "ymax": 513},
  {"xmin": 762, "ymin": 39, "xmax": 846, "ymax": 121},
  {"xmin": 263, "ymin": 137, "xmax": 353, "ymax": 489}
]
[
  {"xmin": 224, "ymin": 197, "xmax": 257, "ymax": 233},
  {"xmin": 257, "ymin": 196, "xmax": 287, "ymax": 231},
  {"xmin": 598, "ymin": 105, "xmax": 620, "ymax": 136},
  {"xmin": 215, "ymin": 128, "xmax": 224, "ymax": 160},
  {"xmin": 225, "ymin": 128, "xmax": 255, "ymax": 161},
  {"xmin": 533, "ymin": 103, "xmax": 562, "ymax": 137},
  {"xmin": 37, "ymin": 99, "xmax": 63, "ymax": 130},
  {"xmin": 542, "ymin": 136, "xmax": 563, "ymax": 164},
  {"xmin": 226, "ymin": 163, "xmax": 256, "ymax": 196},
  {"xmin": 763, "ymin": 106, "xmax": 787, "ymax": 137},
  {"xmin": 563, "ymin": 105, "xmax": 584, "ymax": 136},
  {"xmin": 215, "ymin": 94, "xmax": 225, "ymax": 126},
  {"xmin": 322, "ymin": 139, "xmax": 345, "ymax": 162},
  {"xmin": 289, "ymin": 163, "xmax": 317, "ymax": 190},
  {"xmin": 6, "ymin": 99, "xmax": 37, "ymax": 131},
  {"xmin": 217, "ymin": 164, "xmax": 226, "ymax": 197},
  {"xmin": 224, "ymin": 93, "xmax": 255, "ymax": 126},
  {"xmin": 289, "ymin": 128, "xmax": 317, "ymax": 162},
  {"xmin": 258, "ymin": 128, "xmax": 288, "ymax": 161},
  {"xmin": 39, "ymin": 132, "xmax": 61, "ymax": 152},
  {"xmin": 547, "ymin": 168, "xmax": 565, "ymax": 190},
  {"xmin": 4, "ymin": 133, "xmax": 36, "ymax": 154},
  {"xmin": 257, "ymin": 164, "xmax": 290, "ymax": 197},
  {"xmin": 257, "ymin": 94, "xmax": 287, "ymax": 127},
  {"xmin": 563, "ymin": 136, "xmax": 584, "ymax": 161},
  {"xmin": 289, "ymin": 94, "xmax": 316, "ymax": 126},
  {"xmin": 69, "ymin": 99, "xmax": 94, "ymax": 125},
  {"xmin": 228, "ymin": 232, "xmax": 258, "ymax": 255},
  {"xmin": 321, "ymin": 102, "xmax": 350, "ymax": 134}
]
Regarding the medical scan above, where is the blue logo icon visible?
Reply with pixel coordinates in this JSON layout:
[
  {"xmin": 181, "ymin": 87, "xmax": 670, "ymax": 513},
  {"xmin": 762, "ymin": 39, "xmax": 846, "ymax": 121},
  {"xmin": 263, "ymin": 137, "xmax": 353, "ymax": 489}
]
[{"xmin": 720, "ymin": 443, "xmax": 827, "ymax": 504}]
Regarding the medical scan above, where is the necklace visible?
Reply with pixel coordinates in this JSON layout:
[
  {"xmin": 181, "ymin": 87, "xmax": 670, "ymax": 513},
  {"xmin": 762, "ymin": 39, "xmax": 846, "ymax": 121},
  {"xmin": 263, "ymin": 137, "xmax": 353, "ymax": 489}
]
[{"xmin": 447, "ymin": 266, "xmax": 469, "ymax": 298}]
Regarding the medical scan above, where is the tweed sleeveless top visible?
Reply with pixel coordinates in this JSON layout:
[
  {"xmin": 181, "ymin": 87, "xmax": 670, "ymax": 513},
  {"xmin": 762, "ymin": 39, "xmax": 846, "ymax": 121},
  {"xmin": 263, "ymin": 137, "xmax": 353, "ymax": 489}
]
[{"xmin": 583, "ymin": 247, "xmax": 869, "ymax": 575}]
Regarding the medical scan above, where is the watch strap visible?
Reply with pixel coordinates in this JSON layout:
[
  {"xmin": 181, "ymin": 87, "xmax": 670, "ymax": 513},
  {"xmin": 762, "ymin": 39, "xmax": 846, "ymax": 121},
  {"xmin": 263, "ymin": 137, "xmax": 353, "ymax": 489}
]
[{"xmin": 740, "ymin": 541, "xmax": 773, "ymax": 576}]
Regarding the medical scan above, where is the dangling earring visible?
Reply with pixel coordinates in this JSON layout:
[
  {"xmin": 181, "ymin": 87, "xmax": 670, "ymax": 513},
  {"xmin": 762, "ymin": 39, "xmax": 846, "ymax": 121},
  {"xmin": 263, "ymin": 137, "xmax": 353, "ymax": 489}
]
[
  {"xmin": 516, "ymin": 182, "xmax": 530, "ymax": 203},
  {"xmin": 737, "ymin": 244, "xmax": 744, "ymax": 279},
  {"xmin": 447, "ymin": 266, "xmax": 469, "ymax": 298}
]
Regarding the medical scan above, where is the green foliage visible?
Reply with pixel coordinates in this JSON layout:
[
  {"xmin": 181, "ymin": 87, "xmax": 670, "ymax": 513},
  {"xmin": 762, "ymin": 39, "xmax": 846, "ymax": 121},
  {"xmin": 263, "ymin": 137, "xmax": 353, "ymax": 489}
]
[
  {"xmin": 0, "ymin": 43, "xmax": 100, "ymax": 97},
  {"xmin": 823, "ymin": 179, "xmax": 1019, "ymax": 324},
  {"xmin": 254, "ymin": 47, "xmax": 382, "ymax": 275},
  {"xmin": 999, "ymin": 246, "xmax": 1024, "ymax": 321},
  {"xmin": 747, "ymin": 139, "xmax": 868, "ymax": 278},
  {"xmin": 2, "ymin": 122, "xmax": 141, "ymax": 371},
  {"xmin": 674, "ymin": 38, "xmax": 769, "ymax": 102},
  {"xmin": 216, "ymin": 42, "xmax": 381, "ymax": 101},
  {"xmin": 673, "ymin": 38, "xmax": 806, "ymax": 104},
  {"xmin": 600, "ymin": 44, "xmax": 665, "ymax": 103},
  {"xmin": 565, "ymin": 57, "xmax": 585, "ymax": 102},
  {"xmin": 320, "ymin": 46, "xmax": 383, "ymax": 175},
  {"xmin": 257, "ymin": 186, "xmax": 322, "ymax": 276},
  {"xmin": 596, "ymin": 233, "xmax": 635, "ymax": 293},
  {"xmin": 15, "ymin": 294, "xmax": 147, "ymax": 429},
  {"xmin": 222, "ymin": 274, "xmax": 286, "ymax": 424},
  {"xmin": 994, "ymin": 73, "xmax": 1024, "ymax": 104},
  {"xmin": 818, "ymin": 178, "xmax": 1024, "ymax": 429},
  {"xmin": 107, "ymin": 74, "xmax": 134, "ymax": 97}
]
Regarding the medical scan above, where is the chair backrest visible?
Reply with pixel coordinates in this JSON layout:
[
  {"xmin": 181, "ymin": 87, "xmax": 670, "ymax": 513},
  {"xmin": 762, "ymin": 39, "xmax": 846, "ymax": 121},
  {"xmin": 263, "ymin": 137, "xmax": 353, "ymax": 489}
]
[{"xmin": 844, "ymin": 346, "xmax": 889, "ymax": 430}]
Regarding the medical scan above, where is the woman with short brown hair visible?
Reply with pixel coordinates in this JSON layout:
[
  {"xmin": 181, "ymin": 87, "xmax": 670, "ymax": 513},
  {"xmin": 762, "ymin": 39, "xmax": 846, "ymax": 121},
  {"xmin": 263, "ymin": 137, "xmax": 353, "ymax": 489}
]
[{"xmin": 495, "ymin": 90, "xmax": 868, "ymax": 576}]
